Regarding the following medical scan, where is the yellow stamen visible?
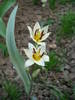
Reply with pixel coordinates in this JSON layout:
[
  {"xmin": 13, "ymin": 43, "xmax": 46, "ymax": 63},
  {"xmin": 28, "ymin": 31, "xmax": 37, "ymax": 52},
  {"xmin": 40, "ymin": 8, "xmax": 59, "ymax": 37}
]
[
  {"xmin": 32, "ymin": 49, "xmax": 41, "ymax": 61},
  {"xmin": 34, "ymin": 30, "xmax": 44, "ymax": 42}
]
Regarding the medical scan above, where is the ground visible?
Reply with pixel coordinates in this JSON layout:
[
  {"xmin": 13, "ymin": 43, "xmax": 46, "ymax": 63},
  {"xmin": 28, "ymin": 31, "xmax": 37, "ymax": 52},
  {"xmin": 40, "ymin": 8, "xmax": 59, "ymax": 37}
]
[{"xmin": 0, "ymin": 0, "xmax": 75, "ymax": 100}]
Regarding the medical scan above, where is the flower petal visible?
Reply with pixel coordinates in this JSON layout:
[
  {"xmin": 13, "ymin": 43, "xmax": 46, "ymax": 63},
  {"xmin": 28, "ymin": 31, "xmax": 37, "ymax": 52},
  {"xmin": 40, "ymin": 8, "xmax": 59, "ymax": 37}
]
[
  {"xmin": 41, "ymin": 32, "xmax": 51, "ymax": 41},
  {"xmin": 38, "ymin": 43, "xmax": 46, "ymax": 54},
  {"xmin": 23, "ymin": 49, "xmax": 32, "ymax": 59},
  {"xmin": 25, "ymin": 59, "xmax": 34, "ymax": 67},
  {"xmin": 43, "ymin": 55, "xmax": 49, "ymax": 62},
  {"xmin": 28, "ymin": 43, "xmax": 36, "ymax": 52},
  {"xmin": 33, "ymin": 22, "xmax": 41, "ymax": 34},
  {"xmin": 35, "ymin": 58, "xmax": 45, "ymax": 66},
  {"xmin": 41, "ymin": 25, "xmax": 49, "ymax": 34},
  {"xmin": 27, "ymin": 26, "xmax": 33, "ymax": 38},
  {"xmin": 37, "ymin": 41, "xmax": 46, "ymax": 45}
]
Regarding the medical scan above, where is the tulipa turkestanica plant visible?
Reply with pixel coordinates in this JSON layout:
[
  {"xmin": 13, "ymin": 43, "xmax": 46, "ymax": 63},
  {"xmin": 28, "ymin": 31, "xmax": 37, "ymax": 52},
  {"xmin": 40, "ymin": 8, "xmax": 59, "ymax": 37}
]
[
  {"xmin": 0, "ymin": 0, "xmax": 74, "ymax": 99},
  {"xmin": 6, "ymin": 5, "xmax": 50, "ymax": 99}
]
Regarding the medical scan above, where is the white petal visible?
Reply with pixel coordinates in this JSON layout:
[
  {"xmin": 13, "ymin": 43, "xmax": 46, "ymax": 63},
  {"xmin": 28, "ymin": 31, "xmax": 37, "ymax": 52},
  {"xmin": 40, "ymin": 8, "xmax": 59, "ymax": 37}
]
[
  {"xmin": 38, "ymin": 42, "xmax": 46, "ymax": 45},
  {"xmin": 27, "ymin": 26, "xmax": 33, "ymax": 38},
  {"xmin": 41, "ymin": 0, "xmax": 47, "ymax": 3},
  {"xmin": 41, "ymin": 32, "xmax": 51, "ymax": 41},
  {"xmin": 43, "ymin": 55, "xmax": 49, "ymax": 62},
  {"xmin": 25, "ymin": 59, "xmax": 34, "ymax": 67},
  {"xmin": 33, "ymin": 22, "xmax": 41, "ymax": 34},
  {"xmin": 28, "ymin": 43, "xmax": 36, "ymax": 52},
  {"xmin": 38, "ymin": 43, "xmax": 46, "ymax": 54},
  {"xmin": 23, "ymin": 49, "xmax": 32, "ymax": 59},
  {"xmin": 35, "ymin": 59, "xmax": 45, "ymax": 66},
  {"xmin": 41, "ymin": 25, "xmax": 49, "ymax": 34}
]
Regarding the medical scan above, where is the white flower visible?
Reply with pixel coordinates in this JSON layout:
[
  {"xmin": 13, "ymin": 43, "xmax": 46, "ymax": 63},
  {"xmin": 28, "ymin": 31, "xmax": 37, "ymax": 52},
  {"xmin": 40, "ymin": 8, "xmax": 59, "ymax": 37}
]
[
  {"xmin": 41, "ymin": 0, "xmax": 47, "ymax": 7},
  {"xmin": 23, "ymin": 43, "xmax": 49, "ymax": 67},
  {"xmin": 27, "ymin": 22, "xmax": 51, "ymax": 44},
  {"xmin": 41, "ymin": 0, "xmax": 47, "ymax": 3}
]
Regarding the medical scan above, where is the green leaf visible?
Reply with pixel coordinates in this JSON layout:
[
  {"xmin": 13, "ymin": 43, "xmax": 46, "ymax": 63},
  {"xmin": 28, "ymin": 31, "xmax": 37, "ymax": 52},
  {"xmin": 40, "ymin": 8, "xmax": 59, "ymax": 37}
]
[
  {"xmin": 32, "ymin": 0, "xmax": 38, "ymax": 5},
  {"xmin": 48, "ymin": 0, "xmax": 56, "ymax": 10},
  {"xmin": 0, "ymin": 0, "xmax": 16, "ymax": 18},
  {"xmin": 45, "ymin": 51, "xmax": 62, "ymax": 71},
  {"xmin": 6, "ymin": 5, "xmax": 31, "ymax": 95},
  {"xmin": 3, "ymin": 80, "xmax": 21, "ymax": 100},
  {"xmin": 0, "ymin": 18, "xmax": 6, "ymax": 38},
  {"xmin": 0, "ymin": 43, "xmax": 8, "ymax": 56},
  {"xmin": 73, "ymin": 85, "xmax": 75, "ymax": 98}
]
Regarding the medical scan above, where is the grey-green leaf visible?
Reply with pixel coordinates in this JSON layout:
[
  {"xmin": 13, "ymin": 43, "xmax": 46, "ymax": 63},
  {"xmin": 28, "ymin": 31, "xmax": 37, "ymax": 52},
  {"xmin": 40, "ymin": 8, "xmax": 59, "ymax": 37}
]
[
  {"xmin": 6, "ymin": 5, "xmax": 31, "ymax": 95},
  {"xmin": 0, "ymin": 18, "xmax": 6, "ymax": 38},
  {"xmin": 0, "ymin": 0, "xmax": 16, "ymax": 18}
]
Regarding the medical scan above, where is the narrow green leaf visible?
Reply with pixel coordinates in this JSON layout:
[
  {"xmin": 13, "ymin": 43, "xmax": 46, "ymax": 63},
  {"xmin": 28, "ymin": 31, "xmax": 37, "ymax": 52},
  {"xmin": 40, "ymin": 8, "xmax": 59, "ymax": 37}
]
[
  {"xmin": 0, "ymin": 43, "xmax": 8, "ymax": 56},
  {"xmin": 0, "ymin": 18, "xmax": 6, "ymax": 38},
  {"xmin": 6, "ymin": 5, "xmax": 31, "ymax": 95},
  {"xmin": 3, "ymin": 80, "xmax": 21, "ymax": 100},
  {"xmin": 0, "ymin": 0, "xmax": 16, "ymax": 18}
]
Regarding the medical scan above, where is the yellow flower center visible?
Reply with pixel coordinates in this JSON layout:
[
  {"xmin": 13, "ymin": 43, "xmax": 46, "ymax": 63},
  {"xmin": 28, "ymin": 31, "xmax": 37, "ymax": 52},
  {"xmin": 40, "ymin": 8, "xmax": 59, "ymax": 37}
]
[
  {"xmin": 32, "ymin": 49, "xmax": 41, "ymax": 61},
  {"xmin": 34, "ymin": 30, "xmax": 44, "ymax": 42}
]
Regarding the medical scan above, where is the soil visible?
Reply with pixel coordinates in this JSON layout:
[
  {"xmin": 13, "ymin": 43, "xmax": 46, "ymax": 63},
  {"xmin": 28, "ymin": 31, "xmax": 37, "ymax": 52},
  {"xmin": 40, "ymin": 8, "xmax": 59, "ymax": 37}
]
[{"xmin": 0, "ymin": 0, "xmax": 75, "ymax": 100}]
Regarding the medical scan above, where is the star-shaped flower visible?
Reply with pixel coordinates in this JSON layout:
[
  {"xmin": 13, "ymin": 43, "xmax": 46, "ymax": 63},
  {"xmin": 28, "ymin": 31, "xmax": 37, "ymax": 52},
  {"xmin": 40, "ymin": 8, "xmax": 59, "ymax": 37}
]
[
  {"xmin": 27, "ymin": 22, "xmax": 51, "ymax": 44},
  {"xmin": 23, "ymin": 43, "xmax": 49, "ymax": 67}
]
